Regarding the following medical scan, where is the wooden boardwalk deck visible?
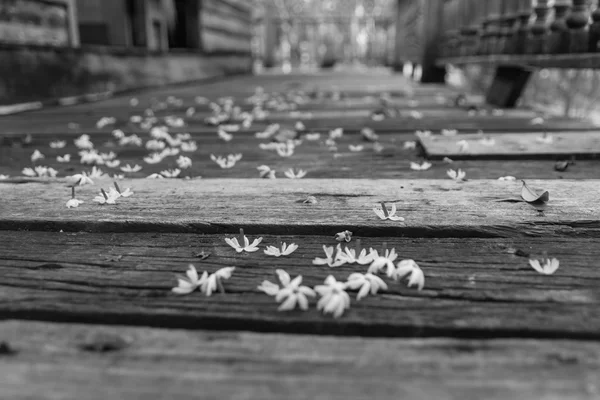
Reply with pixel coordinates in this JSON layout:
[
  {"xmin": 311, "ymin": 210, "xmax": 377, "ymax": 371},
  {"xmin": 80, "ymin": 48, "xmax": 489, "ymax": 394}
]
[{"xmin": 1, "ymin": 71, "xmax": 599, "ymax": 399}]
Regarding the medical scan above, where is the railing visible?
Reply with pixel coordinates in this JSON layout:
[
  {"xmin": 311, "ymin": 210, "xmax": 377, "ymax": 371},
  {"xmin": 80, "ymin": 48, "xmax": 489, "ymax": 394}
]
[{"xmin": 437, "ymin": 0, "xmax": 600, "ymax": 67}]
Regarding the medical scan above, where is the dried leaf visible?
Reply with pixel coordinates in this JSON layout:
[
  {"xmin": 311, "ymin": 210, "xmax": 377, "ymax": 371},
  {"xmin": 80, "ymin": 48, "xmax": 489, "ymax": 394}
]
[
  {"xmin": 554, "ymin": 161, "xmax": 570, "ymax": 172},
  {"xmin": 520, "ymin": 180, "xmax": 549, "ymax": 203}
]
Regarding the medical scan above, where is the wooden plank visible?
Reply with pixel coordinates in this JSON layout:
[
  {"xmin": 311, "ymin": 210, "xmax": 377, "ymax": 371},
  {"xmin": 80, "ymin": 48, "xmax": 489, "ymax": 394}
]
[
  {"xmin": 4, "ymin": 131, "xmax": 600, "ymax": 180},
  {"xmin": 420, "ymin": 131, "xmax": 600, "ymax": 159},
  {"xmin": 2, "ymin": 179, "xmax": 600, "ymax": 238},
  {"xmin": 1, "ymin": 232, "xmax": 600, "ymax": 338},
  {"xmin": 438, "ymin": 53, "xmax": 600, "ymax": 69},
  {"xmin": 1, "ymin": 320, "xmax": 599, "ymax": 400}
]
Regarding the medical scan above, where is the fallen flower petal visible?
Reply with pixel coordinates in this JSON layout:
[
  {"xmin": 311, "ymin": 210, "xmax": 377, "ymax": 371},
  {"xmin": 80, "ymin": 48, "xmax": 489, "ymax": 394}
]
[
  {"xmin": 392, "ymin": 259, "xmax": 425, "ymax": 290},
  {"xmin": 529, "ymin": 257, "xmax": 560, "ymax": 275}
]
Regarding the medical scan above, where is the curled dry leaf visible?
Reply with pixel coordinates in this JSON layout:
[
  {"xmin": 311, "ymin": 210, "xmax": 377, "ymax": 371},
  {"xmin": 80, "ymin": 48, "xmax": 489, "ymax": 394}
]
[{"xmin": 521, "ymin": 180, "xmax": 549, "ymax": 203}]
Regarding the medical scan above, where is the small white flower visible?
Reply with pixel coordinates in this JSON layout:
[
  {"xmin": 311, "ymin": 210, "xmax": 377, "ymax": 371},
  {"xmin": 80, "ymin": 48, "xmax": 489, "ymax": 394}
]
[
  {"xmin": 441, "ymin": 129, "xmax": 458, "ymax": 136},
  {"xmin": 31, "ymin": 150, "xmax": 45, "ymax": 162},
  {"xmin": 217, "ymin": 127, "xmax": 233, "ymax": 142},
  {"xmin": 112, "ymin": 129, "xmax": 126, "ymax": 139},
  {"xmin": 415, "ymin": 130, "xmax": 432, "ymax": 138},
  {"xmin": 119, "ymin": 134, "xmax": 142, "ymax": 147},
  {"xmin": 303, "ymin": 195, "xmax": 318, "ymax": 204},
  {"xmin": 225, "ymin": 229, "xmax": 262, "ymax": 253},
  {"xmin": 105, "ymin": 160, "xmax": 120, "ymax": 168},
  {"xmin": 74, "ymin": 134, "xmax": 94, "ymax": 150},
  {"xmin": 200, "ymin": 267, "xmax": 235, "ymax": 296},
  {"xmin": 176, "ymin": 133, "xmax": 192, "ymax": 141},
  {"xmin": 314, "ymin": 275, "xmax": 351, "ymax": 318},
  {"xmin": 373, "ymin": 203, "xmax": 405, "ymax": 222},
  {"xmin": 181, "ymin": 141, "xmax": 198, "ymax": 152},
  {"xmin": 79, "ymin": 149, "xmax": 103, "ymax": 165},
  {"xmin": 295, "ymin": 121, "xmax": 306, "ymax": 131},
  {"xmin": 457, "ymin": 140, "xmax": 469, "ymax": 153},
  {"xmin": 211, "ymin": 154, "xmax": 240, "ymax": 169},
  {"xmin": 529, "ymin": 257, "xmax": 560, "ymax": 275},
  {"xmin": 113, "ymin": 174, "xmax": 124, "ymax": 180},
  {"xmin": 144, "ymin": 153, "xmax": 164, "ymax": 164},
  {"xmin": 403, "ymin": 141, "xmax": 417, "ymax": 150},
  {"xmin": 87, "ymin": 166, "xmax": 105, "ymax": 179},
  {"xmin": 410, "ymin": 111, "xmax": 423, "ymax": 119},
  {"xmin": 112, "ymin": 182, "xmax": 133, "ymax": 197},
  {"xmin": 0, "ymin": 174, "xmax": 9, "ymax": 180},
  {"xmin": 498, "ymin": 176, "xmax": 516, "ymax": 181},
  {"xmin": 93, "ymin": 188, "xmax": 120, "ymax": 205},
  {"xmin": 22, "ymin": 168, "xmax": 37, "ymax": 177},
  {"xmin": 57, "ymin": 154, "xmax": 71, "ymax": 163},
  {"xmin": 66, "ymin": 173, "xmax": 94, "ymax": 186},
  {"xmin": 130, "ymin": 98, "xmax": 139, "ymax": 107},
  {"xmin": 96, "ymin": 116, "xmax": 116, "ymax": 129},
  {"xmin": 276, "ymin": 143, "xmax": 295, "ymax": 157},
  {"xmin": 531, "ymin": 117, "xmax": 545, "ymax": 125},
  {"xmin": 304, "ymin": 132, "xmax": 321, "ymax": 141},
  {"xmin": 368, "ymin": 246, "xmax": 398, "ymax": 277},
  {"xmin": 186, "ymin": 107, "xmax": 195, "ymax": 117},
  {"xmin": 346, "ymin": 273, "xmax": 388, "ymax": 300},
  {"xmin": 161, "ymin": 168, "xmax": 181, "ymax": 178},
  {"xmin": 35, "ymin": 166, "xmax": 57, "ymax": 178},
  {"xmin": 264, "ymin": 239, "xmax": 298, "ymax": 257},
  {"xmin": 447, "ymin": 168, "xmax": 466, "ymax": 181},
  {"xmin": 147, "ymin": 173, "xmax": 164, "ymax": 179},
  {"xmin": 219, "ymin": 124, "xmax": 239, "ymax": 132},
  {"xmin": 335, "ymin": 230, "xmax": 352, "ymax": 243},
  {"xmin": 121, "ymin": 164, "xmax": 142, "ymax": 173},
  {"xmin": 100, "ymin": 152, "xmax": 116, "ymax": 161},
  {"xmin": 410, "ymin": 161, "xmax": 432, "ymax": 171},
  {"xmin": 50, "ymin": 140, "xmax": 66, "ymax": 149},
  {"xmin": 146, "ymin": 139, "xmax": 166, "ymax": 151},
  {"xmin": 349, "ymin": 144, "xmax": 364, "ymax": 152},
  {"xmin": 329, "ymin": 128, "xmax": 343, "ymax": 139},
  {"xmin": 176, "ymin": 156, "xmax": 192, "ymax": 169},
  {"xmin": 66, "ymin": 198, "xmax": 84, "ymax": 208},
  {"xmin": 255, "ymin": 123, "xmax": 280, "ymax": 139},
  {"xmin": 361, "ymin": 127, "xmax": 378, "ymax": 142},
  {"xmin": 392, "ymin": 259, "xmax": 425, "ymax": 290},
  {"xmin": 258, "ymin": 269, "xmax": 316, "ymax": 311},
  {"xmin": 312, "ymin": 244, "xmax": 347, "ymax": 268},
  {"xmin": 284, "ymin": 168, "xmax": 306, "ymax": 179},
  {"xmin": 479, "ymin": 136, "xmax": 496, "ymax": 146},
  {"xmin": 257, "ymin": 165, "xmax": 276, "ymax": 179},
  {"xmin": 443, "ymin": 157, "xmax": 454, "ymax": 164},
  {"xmin": 172, "ymin": 264, "xmax": 208, "ymax": 295},
  {"xmin": 536, "ymin": 133, "xmax": 553, "ymax": 144},
  {"xmin": 160, "ymin": 147, "xmax": 180, "ymax": 157}
]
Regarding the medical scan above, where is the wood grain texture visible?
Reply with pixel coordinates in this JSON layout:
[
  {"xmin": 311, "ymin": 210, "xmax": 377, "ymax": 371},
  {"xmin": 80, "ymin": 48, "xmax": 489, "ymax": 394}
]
[
  {"xmin": 1, "ymin": 320, "xmax": 598, "ymax": 400},
  {"xmin": 1, "ymin": 179, "xmax": 600, "ymax": 237},
  {"xmin": 1, "ymin": 232, "xmax": 600, "ymax": 338},
  {"xmin": 420, "ymin": 131, "xmax": 600, "ymax": 159}
]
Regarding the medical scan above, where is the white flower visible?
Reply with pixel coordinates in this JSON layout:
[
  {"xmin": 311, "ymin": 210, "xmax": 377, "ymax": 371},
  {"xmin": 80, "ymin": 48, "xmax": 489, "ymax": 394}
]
[
  {"xmin": 129, "ymin": 116, "xmax": 142, "ymax": 124},
  {"xmin": 295, "ymin": 121, "xmax": 306, "ymax": 131},
  {"xmin": 176, "ymin": 156, "xmax": 192, "ymax": 169},
  {"xmin": 31, "ymin": 150, "xmax": 45, "ymax": 162},
  {"xmin": 130, "ymin": 98, "xmax": 139, "ymax": 106},
  {"xmin": 264, "ymin": 240, "xmax": 298, "ymax": 257},
  {"xmin": 447, "ymin": 168, "xmax": 466, "ymax": 181},
  {"xmin": 441, "ymin": 129, "xmax": 458, "ymax": 136},
  {"xmin": 361, "ymin": 127, "xmax": 378, "ymax": 141},
  {"xmin": 79, "ymin": 150, "xmax": 104, "ymax": 165},
  {"xmin": 304, "ymin": 132, "xmax": 321, "ymax": 141},
  {"xmin": 66, "ymin": 173, "xmax": 94, "ymax": 186},
  {"xmin": 22, "ymin": 168, "xmax": 37, "ymax": 177},
  {"xmin": 172, "ymin": 264, "xmax": 208, "ymax": 295},
  {"xmin": 258, "ymin": 269, "xmax": 316, "ymax": 311},
  {"xmin": 121, "ymin": 164, "xmax": 142, "ymax": 173},
  {"xmin": 415, "ymin": 130, "xmax": 432, "ymax": 138},
  {"xmin": 146, "ymin": 139, "xmax": 166, "ymax": 151},
  {"xmin": 312, "ymin": 244, "xmax": 346, "ymax": 268},
  {"xmin": 50, "ymin": 140, "xmax": 66, "ymax": 149},
  {"xmin": 339, "ymin": 244, "xmax": 374, "ymax": 265},
  {"xmin": 0, "ymin": 174, "xmax": 9, "ymax": 180},
  {"xmin": 276, "ymin": 143, "xmax": 295, "ymax": 157},
  {"xmin": 96, "ymin": 116, "xmax": 116, "ymax": 129},
  {"xmin": 368, "ymin": 246, "xmax": 399, "ymax": 277},
  {"xmin": 119, "ymin": 134, "xmax": 142, "ymax": 147},
  {"xmin": 150, "ymin": 126, "xmax": 169, "ymax": 139},
  {"xmin": 346, "ymin": 273, "xmax": 388, "ymax": 300},
  {"xmin": 161, "ymin": 168, "xmax": 181, "ymax": 178},
  {"xmin": 531, "ymin": 117, "xmax": 545, "ymax": 125},
  {"xmin": 176, "ymin": 133, "xmax": 192, "ymax": 141},
  {"xmin": 410, "ymin": 111, "xmax": 423, "ymax": 119},
  {"xmin": 536, "ymin": 133, "xmax": 553, "ymax": 144},
  {"xmin": 211, "ymin": 154, "xmax": 240, "ymax": 169},
  {"xmin": 257, "ymin": 165, "xmax": 276, "ymax": 179},
  {"xmin": 147, "ymin": 173, "xmax": 164, "ymax": 179},
  {"xmin": 498, "ymin": 176, "xmax": 516, "ymax": 181},
  {"xmin": 144, "ymin": 153, "xmax": 164, "ymax": 164},
  {"xmin": 66, "ymin": 198, "xmax": 84, "ymax": 208},
  {"xmin": 443, "ymin": 157, "xmax": 454, "ymax": 163},
  {"xmin": 100, "ymin": 152, "xmax": 116, "ymax": 161},
  {"xmin": 410, "ymin": 161, "xmax": 432, "ymax": 171},
  {"xmin": 457, "ymin": 140, "xmax": 469, "ymax": 152},
  {"xmin": 329, "ymin": 128, "xmax": 343, "ymax": 139},
  {"xmin": 200, "ymin": 267, "xmax": 236, "ymax": 296},
  {"xmin": 225, "ymin": 229, "xmax": 262, "ymax": 253},
  {"xmin": 105, "ymin": 160, "xmax": 120, "ymax": 168},
  {"xmin": 479, "ymin": 136, "xmax": 496, "ymax": 146},
  {"xmin": 113, "ymin": 174, "xmax": 124, "ymax": 180},
  {"xmin": 303, "ymin": 195, "xmax": 318, "ymax": 204},
  {"xmin": 160, "ymin": 147, "xmax": 180, "ymax": 157},
  {"xmin": 403, "ymin": 141, "xmax": 416, "ymax": 150},
  {"xmin": 57, "ymin": 154, "xmax": 71, "ymax": 163},
  {"xmin": 529, "ymin": 257, "xmax": 560, "ymax": 275},
  {"xmin": 87, "ymin": 166, "xmax": 104, "ymax": 179},
  {"xmin": 219, "ymin": 124, "xmax": 239, "ymax": 132},
  {"xmin": 93, "ymin": 188, "xmax": 120, "ymax": 205},
  {"xmin": 165, "ymin": 116, "xmax": 185, "ymax": 128},
  {"xmin": 74, "ymin": 134, "xmax": 94, "ymax": 149},
  {"xmin": 112, "ymin": 129, "xmax": 126, "ymax": 139},
  {"xmin": 186, "ymin": 107, "xmax": 195, "ymax": 116},
  {"xmin": 373, "ymin": 203, "xmax": 405, "ymax": 222},
  {"xmin": 284, "ymin": 168, "xmax": 306, "ymax": 179},
  {"xmin": 181, "ymin": 141, "xmax": 198, "ymax": 152},
  {"xmin": 392, "ymin": 259, "xmax": 425, "ymax": 290},
  {"xmin": 113, "ymin": 182, "xmax": 133, "ymax": 197},
  {"xmin": 349, "ymin": 145, "xmax": 364, "ymax": 152},
  {"xmin": 218, "ymin": 127, "xmax": 233, "ymax": 142},
  {"xmin": 335, "ymin": 230, "xmax": 352, "ymax": 242},
  {"xmin": 35, "ymin": 166, "xmax": 57, "ymax": 178},
  {"xmin": 314, "ymin": 275, "xmax": 351, "ymax": 318}
]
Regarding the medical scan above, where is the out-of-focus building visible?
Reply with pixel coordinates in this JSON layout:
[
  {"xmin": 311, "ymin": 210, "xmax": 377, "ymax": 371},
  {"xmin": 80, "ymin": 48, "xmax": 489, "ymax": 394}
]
[{"xmin": 0, "ymin": 0, "xmax": 253, "ymax": 105}]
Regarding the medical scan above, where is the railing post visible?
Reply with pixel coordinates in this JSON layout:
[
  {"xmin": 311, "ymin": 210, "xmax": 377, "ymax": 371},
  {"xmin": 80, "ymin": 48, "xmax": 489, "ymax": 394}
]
[
  {"xmin": 567, "ymin": 0, "xmax": 592, "ymax": 53},
  {"xmin": 421, "ymin": 0, "xmax": 446, "ymax": 83},
  {"xmin": 590, "ymin": 1, "xmax": 600, "ymax": 51},
  {"xmin": 528, "ymin": 0, "xmax": 552, "ymax": 54},
  {"xmin": 513, "ymin": 0, "xmax": 534, "ymax": 54},
  {"xmin": 500, "ymin": 0, "xmax": 519, "ymax": 53},
  {"xmin": 548, "ymin": 0, "xmax": 572, "ymax": 53},
  {"xmin": 393, "ymin": 0, "xmax": 405, "ymax": 71},
  {"xmin": 461, "ymin": 0, "xmax": 480, "ymax": 56},
  {"xmin": 263, "ymin": 2, "xmax": 278, "ymax": 68}
]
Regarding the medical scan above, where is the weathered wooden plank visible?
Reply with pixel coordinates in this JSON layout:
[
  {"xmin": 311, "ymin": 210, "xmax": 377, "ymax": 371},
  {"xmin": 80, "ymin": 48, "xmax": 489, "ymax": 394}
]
[
  {"xmin": 0, "ymin": 232, "xmax": 599, "ymax": 338},
  {"xmin": 1, "ymin": 320, "xmax": 598, "ymax": 400},
  {"xmin": 3, "ymin": 131, "xmax": 600, "ymax": 180},
  {"xmin": 1, "ymin": 179, "xmax": 600, "ymax": 237},
  {"xmin": 420, "ymin": 131, "xmax": 600, "ymax": 159},
  {"xmin": 438, "ymin": 53, "xmax": 600, "ymax": 69}
]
